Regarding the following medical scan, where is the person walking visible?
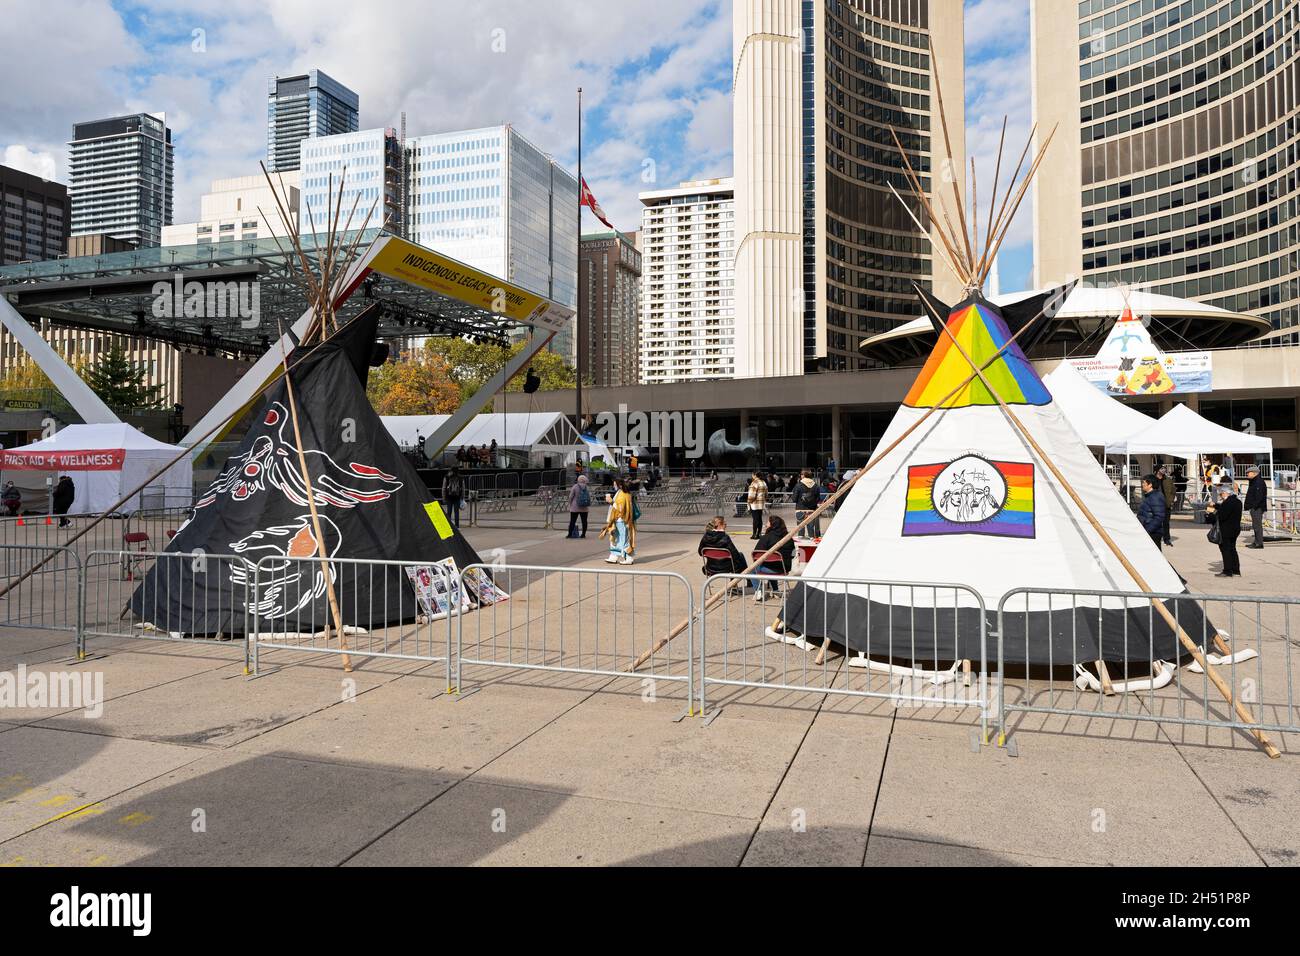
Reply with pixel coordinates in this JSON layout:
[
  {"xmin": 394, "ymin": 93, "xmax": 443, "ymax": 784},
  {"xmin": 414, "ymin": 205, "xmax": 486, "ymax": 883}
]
[
  {"xmin": 53, "ymin": 475, "xmax": 75, "ymax": 527},
  {"xmin": 1157, "ymin": 465, "xmax": 1176, "ymax": 545},
  {"xmin": 1207, "ymin": 483, "xmax": 1242, "ymax": 577},
  {"xmin": 566, "ymin": 473, "xmax": 591, "ymax": 539},
  {"xmin": 746, "ymin": 470, "xmax": 768, "ymax": 539},
  {"xmin": 441, "ymin": 466, "xmax": 464, "ymax": 529},
  {"xmin": 1173, "ymin": 465, "xmax": 1188, "ymax": 512},
  {"xmin": 1137, "ymin": 474, "xmax": 1167, "ymax": 550},
  {"xmin": 1222, "ymin": 452, "xmax": 1235, "ymax": 481},
  {"xmin": 599, "ymin": 477, "xmax": 637, "ymax": 565},
  {"xmin": 1244, "ymin": 464, "xmax": 1267, "ymax": 549},
  {"xmin": 794, "ymin": 468, "xmax": 823, "ymax": 538}
]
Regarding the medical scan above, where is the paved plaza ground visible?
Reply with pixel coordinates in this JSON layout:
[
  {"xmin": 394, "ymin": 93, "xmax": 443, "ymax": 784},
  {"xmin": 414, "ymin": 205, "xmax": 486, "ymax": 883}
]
[{"xmin": 0, "ymin": 506, "xmax": 1297, "ymax": 866}]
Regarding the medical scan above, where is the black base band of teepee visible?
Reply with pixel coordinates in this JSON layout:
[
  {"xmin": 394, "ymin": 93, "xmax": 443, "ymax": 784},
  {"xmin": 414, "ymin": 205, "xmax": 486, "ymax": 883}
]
[
  {"xmin": 129, "ymin": 307, "xmax": 487, "ymax": 637},
  {"xmin": 782, "ymin": 582, "xmax": 1213, "ymax": 668}
]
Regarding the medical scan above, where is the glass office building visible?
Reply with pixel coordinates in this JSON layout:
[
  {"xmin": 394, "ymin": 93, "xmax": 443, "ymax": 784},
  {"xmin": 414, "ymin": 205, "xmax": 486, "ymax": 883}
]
[
  {"xmin": 300, "ymin": 128, "xmax": 404, "ymax": 237},
  {"xmin": 407, "ymin": 125, "xmax": 578, "ymax": 357},
  {"xmin": 267, "ymin": 70, "xmax": 360, "ymax": 173},
  {"xmin": 1033, "ymin": 0, "xmax": 1299, "ymax": 341}
]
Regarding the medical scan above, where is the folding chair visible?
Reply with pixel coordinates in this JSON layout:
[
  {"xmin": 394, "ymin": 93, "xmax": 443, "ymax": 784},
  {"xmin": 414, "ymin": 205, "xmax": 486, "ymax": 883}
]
[{"xmin": 121, "ymin": 530, "xmax": 151, "ymax": 580}]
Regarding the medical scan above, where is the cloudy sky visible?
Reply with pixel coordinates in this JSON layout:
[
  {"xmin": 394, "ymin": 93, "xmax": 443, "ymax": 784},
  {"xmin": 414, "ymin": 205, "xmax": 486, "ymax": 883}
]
[{"xmin": 0, "ymin": 0, "xmax": 1035, "ymax": 289}]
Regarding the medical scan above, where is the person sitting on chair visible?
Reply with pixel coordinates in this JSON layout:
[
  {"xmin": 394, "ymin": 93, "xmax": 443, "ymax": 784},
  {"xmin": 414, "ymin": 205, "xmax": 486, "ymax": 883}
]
[
  {"xmin": 2, "ymin": 481, "xmax": 20, "ymax": 516},
  {"xmin": 750, "ymin": 514, "xmax": 794, "ymax": 602},
  {"xmin": 698, "ymin": 515, "xmax": 746, "ymax": 575}
]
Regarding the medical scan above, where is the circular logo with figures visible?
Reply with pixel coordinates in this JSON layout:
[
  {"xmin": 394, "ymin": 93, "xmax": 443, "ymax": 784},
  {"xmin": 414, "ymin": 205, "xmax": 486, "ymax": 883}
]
[{"xmin": 931, "ymin": 454, "xmax": 1007, "ymax": 524}]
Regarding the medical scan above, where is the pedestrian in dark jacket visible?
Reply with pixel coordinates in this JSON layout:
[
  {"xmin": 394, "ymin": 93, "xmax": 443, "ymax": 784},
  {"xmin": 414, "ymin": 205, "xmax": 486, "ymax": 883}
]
[
  {"xmin": 1243, "ymin": 465, "xmax": 1267, "ymax": 549},
  {"xmin": 52, "ymin": 475, "xmax": 75, "ymax": 527},
  {"xmin": 1157, "ymin": 466, "xmax": 1175, "ymax": 544},
  {"xmin": 566, "ymin": 474, "xmax": 591, "ymax": 538},
  {"xmin": 2, "ymin": 481, "xmax": 20, "ymax": 517},
  {"xmin": 441, "ymin": 466, "xmax": 464, "ymax": 529},
  {"xmin": 1207, "ymin": 484, "xmax": 1242, "ymax": 577},
  {"xmin": 793, "ymin": 468, "xmax": 823, "ymax": 537},
  {"xmin": 698, "ymin": 516, "xmax": 746, "ymax": 576},
  {"xmin": 1136, "ymin": 475, "xmax": 1167, "ymax": 550}
]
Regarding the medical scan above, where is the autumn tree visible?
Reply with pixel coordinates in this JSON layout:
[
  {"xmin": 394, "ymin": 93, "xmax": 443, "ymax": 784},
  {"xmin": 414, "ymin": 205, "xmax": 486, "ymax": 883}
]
[
  {"xmin": 420, "ymin": 337, "xmax": 576, "ymax": 406},
  {"xmin": 366, "ymin": 345, "xmax": 463, "ymax": 415}
]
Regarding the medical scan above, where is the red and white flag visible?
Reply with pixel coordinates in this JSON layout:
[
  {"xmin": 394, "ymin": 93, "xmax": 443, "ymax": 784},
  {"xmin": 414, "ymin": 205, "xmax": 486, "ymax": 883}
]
[{"xmin": 580, "ymin": 176, "xmax": 615, "ymax": 230}]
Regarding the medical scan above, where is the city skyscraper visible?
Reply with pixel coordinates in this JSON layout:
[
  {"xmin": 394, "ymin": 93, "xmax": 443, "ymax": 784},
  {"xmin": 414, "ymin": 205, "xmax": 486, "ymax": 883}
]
[
  {"xmin": 639, "ymin": 178, "xmax": 735, "ymax": 384},
  {"xmin": 1032, "ymin": 0, "xmax": 1299, "ymax": 342},
  {"xmin": 732, "ymin": 0, "xmax": 966, "ymax": 376},
  {"xmin": 578, "ymin": 231, "xmax": 642, "ymax": 387},
  {"xmin": 0, "ymin": 165, "xmax": 69, "ymax": 265},
  {"xmin": 267, "ymin": 70, "xmax": 360, "ymax": 173},
  {"xmin": 407, "ymin": 125, "xmax": 579, "ymax": 312},
  {"xmin": 67, "ymin": 112, "xmax": 174, "ymax": 247},
  {"xmin": 300, "ymin": 128, "xmax": 404, "ymax": 238}
]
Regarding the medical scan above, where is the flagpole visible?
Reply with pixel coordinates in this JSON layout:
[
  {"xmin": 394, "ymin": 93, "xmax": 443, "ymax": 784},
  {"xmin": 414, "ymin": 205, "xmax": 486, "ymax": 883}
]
[{"xmin": 575, "ymin": 86, "xmax": 584, "ymax": 435}]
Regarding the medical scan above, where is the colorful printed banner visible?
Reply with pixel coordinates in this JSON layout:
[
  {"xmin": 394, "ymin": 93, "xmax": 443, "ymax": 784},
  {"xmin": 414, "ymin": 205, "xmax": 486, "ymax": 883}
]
[
  {"xmin": 1067, "ymin": 307, "xmax": 1212, "ymax": 395},
  {"xmin": 1, "ymin": 448, "xmax": 126, "ymax": 471},
  {"xmin": 903, "ymin": 455, "xmax": 1035, "ymax": 539}
]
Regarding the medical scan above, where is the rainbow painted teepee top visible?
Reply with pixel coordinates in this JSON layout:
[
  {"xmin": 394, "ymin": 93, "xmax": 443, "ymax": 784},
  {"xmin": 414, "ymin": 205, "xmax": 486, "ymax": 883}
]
[{"xmin": 903, "ymin": 297, "xmax": 1051, "ymax": 409}]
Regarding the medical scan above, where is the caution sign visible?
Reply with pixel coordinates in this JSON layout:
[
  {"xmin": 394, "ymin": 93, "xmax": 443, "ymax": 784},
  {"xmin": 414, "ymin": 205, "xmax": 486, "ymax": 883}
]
[{"xmin": 367, "ymin": 237, "xmax": 574, "ymax": 333}]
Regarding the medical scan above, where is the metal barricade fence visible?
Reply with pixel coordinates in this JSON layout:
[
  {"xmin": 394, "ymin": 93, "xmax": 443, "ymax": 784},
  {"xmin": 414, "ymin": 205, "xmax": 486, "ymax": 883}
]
[
  {"xmin": 0, "ymin": 513, "xmax": 129, "ymax": 571},
  {"xmin": 699, "ymin": 574, "xmax": 992, "ymax": 737},
  {"xmin": 82, "ymin": 549, "xmax": 252, "ymax": 664},
  {"xmin": 996, "ymin": 587, "xmax": 1299, "ymax": 743},
  {"xmin": 250, "ymin": 555, "xmax": 455, "ymax": 685},
  {"xmin": 0, "ymin": 544, "xmax": 83, "ymax": 656},
  {"xmin": 454, "ymin": 563, "xmax": 695, "ymax": 714}
]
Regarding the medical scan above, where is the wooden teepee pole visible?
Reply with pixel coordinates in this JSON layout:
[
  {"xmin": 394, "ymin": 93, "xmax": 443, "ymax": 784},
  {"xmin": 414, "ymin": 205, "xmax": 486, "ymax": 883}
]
[
  {"xmin": 630, "ymin": 302, "xmax": 1051, "ymax": 672},
  {"xmin": 276, "ymin": 326, "xmax": 354, "ymax": 672},
  {"xmin": 921, "ymin": 298, "xmax": 1281, "ymax": 759}
]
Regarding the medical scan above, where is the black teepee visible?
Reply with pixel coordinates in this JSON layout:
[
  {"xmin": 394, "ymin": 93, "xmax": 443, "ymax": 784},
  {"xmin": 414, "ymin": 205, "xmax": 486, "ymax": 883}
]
[{"xmin": 129, "ymin": 307, "xmax": 484, "ymax": 635}]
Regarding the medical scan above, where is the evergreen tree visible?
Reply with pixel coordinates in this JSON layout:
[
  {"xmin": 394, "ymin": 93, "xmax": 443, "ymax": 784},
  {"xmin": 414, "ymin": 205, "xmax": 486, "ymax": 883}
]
[{"xmin": 82, "ymin": 342, "xmax": 165, "ymax": 411}]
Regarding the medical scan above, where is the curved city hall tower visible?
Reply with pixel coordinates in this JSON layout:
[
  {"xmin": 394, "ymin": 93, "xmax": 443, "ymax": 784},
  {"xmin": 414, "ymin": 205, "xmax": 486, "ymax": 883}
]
[
  {"xmin": 1032, "ymin": 0, "xmax": 1299, "ymax": 338},
  {"xmin": 733, "ymin": 0, "xmax": 965, "ymax": 377}
]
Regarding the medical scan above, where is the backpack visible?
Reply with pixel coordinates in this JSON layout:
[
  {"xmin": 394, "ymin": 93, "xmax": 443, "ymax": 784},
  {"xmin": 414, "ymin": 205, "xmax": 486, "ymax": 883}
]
[
  {"xmin": 445, "ymin": 475, "xmax": 462, "ymax": 499},
  {"xmin": 798, "ymin": 484, "xmax": 820, "ymax": 510},
  {"xmin": 576, "ymin": 484, "xmax": 591, "ymax": 508}
]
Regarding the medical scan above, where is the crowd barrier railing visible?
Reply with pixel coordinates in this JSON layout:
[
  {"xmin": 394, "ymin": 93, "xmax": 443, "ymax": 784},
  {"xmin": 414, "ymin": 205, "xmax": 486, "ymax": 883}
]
[
  {"xmin": 0, "ymin": 544, "xmax": 83, "ymax": 657},
  {"xmin": 455, "ymin": 562, "xmax": 695, "ymax": 715}
]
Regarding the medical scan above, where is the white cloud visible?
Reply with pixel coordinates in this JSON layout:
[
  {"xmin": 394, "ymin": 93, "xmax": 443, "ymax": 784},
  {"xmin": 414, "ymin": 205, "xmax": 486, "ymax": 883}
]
[{"xmin": 1, "ymin": 146, "xmax": 59, "ymax": 181}]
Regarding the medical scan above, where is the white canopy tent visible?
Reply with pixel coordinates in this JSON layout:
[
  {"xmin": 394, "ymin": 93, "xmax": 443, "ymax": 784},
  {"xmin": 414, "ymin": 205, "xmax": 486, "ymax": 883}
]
[
  {"xmin": 381, "ymin": 412, "xmax": 601, "ymax": 467},
  {"xmin": 1105, "ymin": 403, "xmax": 1273, "ymax": 498},
  {"xmin": 0, "ymin": 424, "xmax": 193, "ymax": 514},
  {"xmin": 1042, "ymin": 361, "xmax": 1155, "ymax": 447}
]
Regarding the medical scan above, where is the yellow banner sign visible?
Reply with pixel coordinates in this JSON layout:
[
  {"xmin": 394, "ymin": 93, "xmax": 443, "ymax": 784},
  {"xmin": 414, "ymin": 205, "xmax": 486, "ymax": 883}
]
[{"xmin": 367, "ymin": 237, "xmax": 573, "ymax": 333}]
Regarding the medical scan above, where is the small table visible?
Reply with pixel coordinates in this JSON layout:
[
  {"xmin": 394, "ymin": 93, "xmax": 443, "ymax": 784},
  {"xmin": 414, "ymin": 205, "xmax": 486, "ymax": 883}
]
[{"xmin": 794, "ymin": 537, "xmax": 819, "ymax": 565}]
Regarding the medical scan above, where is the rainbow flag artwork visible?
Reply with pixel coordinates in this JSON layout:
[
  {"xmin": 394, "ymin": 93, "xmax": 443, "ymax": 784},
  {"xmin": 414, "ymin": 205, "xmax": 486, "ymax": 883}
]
[
  {"xmin": 904, "ymin": 300, "xmax": 1051, "ymax": 409},
  {"xmin": 902, "ymin": 454, "xmax": 1036, "ymax": 539}
]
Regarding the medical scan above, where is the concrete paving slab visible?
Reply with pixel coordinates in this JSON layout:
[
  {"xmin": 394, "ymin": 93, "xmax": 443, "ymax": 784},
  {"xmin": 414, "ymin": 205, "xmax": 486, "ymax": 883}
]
[
  {"xmin": 29, "ymin": 658, "xmax": 404, "ymax": 747},
  {"xmin": 0, "ymin": 749, "xmax": 450, "ymax": 866},
  {"xmin": 233, "ymin": 674, "xmax": 590, "ymax": 775},
  {"xmin": 482, "ymin": 692, "xmax": 807, "ymax": 819},
  {"xmin": 345, "ymin": 779, "xmax": 754, "ymax": 866},
  {"xmin": 1172, "ymin": 745, "xmax": 1300, "ymax": 865},
  {"xmin": 0, "ymin": 726, "xmax": 202, "ymax": 844},
  {"xmin": 864, "ymin": 834, "xmax": 1101, "ymax": 866},
  {"xmin": 743, "ymin": 712, "xmax": 889, "ymax": 866},
  {"xmin": 875, "ymin": 720, "xmax": 1263, "ymax": 866}
]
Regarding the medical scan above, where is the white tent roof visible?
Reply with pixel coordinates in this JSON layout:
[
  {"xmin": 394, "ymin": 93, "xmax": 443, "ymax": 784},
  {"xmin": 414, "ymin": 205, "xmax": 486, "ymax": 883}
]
[
  {"xmin": 382, "ymin": 412, "xmax": 580, "ymax": 450},
  {"xmin": 1104, "ymin": 403, "xmax": 1273, "ymax": 456},
  {"xmin": 1042, "ymin": 362, "xmax": 1155, "ymax": 447},
  {"xmin": 9, "ymin": 423, "xmax": 182, "ymax": 453}
]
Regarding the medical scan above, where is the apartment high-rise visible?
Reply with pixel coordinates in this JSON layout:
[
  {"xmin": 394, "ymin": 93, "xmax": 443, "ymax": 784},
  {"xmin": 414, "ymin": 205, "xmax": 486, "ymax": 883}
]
[
  {"xmin": 733, "ymin": 0, "xmax": 966, "ymax": 376},
  {"xmin": 639, "ymin": 178, "xmax": 735, "ymax": 384},
  {"xmin": 67, "ymin": 112, "xmax": 174, "ymax": 247},
  {"xmin": 161, "ymin": 171, "xmax": 300, "ymax": 247},
  {"xmin": 578, "ymin": 231, "xmax": 642, "ymax": 387},
  {"xmin": 1033, "ymin": 0, "xmax": 1299, "ymax": 340},
  {"xmin": 0, "ymin": 165, "xmax": 69, "ymax": 265},
  {"xmin": 267, "ymin": 70, "xmax": 359, "ymax": 173}
]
